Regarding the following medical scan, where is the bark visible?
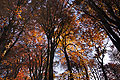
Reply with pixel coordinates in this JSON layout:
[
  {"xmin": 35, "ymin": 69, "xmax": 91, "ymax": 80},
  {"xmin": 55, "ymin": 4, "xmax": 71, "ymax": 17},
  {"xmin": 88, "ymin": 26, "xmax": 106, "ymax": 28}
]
[
  {"xmin": 0, "ymin": 30, "xmax": 23, "ymax": 63},
  {"xmin": 45, "ymin": 38, "xmax": 50, "ymax": 80},
  {"xmin": 39, "ymin": 51, "xmax": 43, "ymax": 80},
  {"xmin": 63, "ymin": 34, "xmax": 73, "ymax": 80},
  {"xmin": 88, "ymin": 0, "xmax": 120, "ymax": 52},
  {"xmin": 83, "ymin": 65, "xmax": 89, "ymax": 80},
  {"xmin": 101, "ymin": 65, "xmax": 108, "ymax": 80},
  {"xmin": 49, "ymin": 39, "xmax": 55, "ymax": 80},
  {"xmin": 64, "ymin": 47, "xmax": 73, "ymax": 80}
]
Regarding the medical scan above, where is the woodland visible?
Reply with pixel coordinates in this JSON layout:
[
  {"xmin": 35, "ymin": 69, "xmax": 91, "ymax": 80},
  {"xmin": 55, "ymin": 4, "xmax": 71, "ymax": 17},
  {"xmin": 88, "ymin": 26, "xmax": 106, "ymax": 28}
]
[{"xmin": 0, "ymin": 0, "xmax": 120, "ymax": 80}]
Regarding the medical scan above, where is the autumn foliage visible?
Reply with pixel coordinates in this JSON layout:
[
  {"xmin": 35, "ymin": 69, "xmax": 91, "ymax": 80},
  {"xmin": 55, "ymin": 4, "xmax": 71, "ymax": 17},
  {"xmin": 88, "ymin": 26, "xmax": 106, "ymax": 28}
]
[{"xmin": 0, "ymin": 0, "xmax": 120, "ymax": 80}]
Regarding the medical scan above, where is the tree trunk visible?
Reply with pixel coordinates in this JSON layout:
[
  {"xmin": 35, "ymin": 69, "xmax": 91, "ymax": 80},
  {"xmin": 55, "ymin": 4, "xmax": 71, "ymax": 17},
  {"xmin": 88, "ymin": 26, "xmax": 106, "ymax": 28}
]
[
  {"xmin": 49, "ymin": 39, "xmax": 55, "ymax": 80},
  {"xmin": 64, "ymin": 47, "xmax": 73, "ymax": 80},
  {"xmin": 45, "ymin": 38, "xmax": 50, "ymax": 80},
  {"xmin": 101, "ymin": 65, "xmax": 108, "ymax": 80},
  {"xmin": 83, "ymin": 65, "xmax": 89, "ymax": 80}
]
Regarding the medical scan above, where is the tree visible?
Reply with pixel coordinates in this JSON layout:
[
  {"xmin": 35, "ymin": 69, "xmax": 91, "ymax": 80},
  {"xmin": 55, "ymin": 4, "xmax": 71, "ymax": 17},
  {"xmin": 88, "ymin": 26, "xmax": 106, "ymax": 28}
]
[
  {"xmin": 74, "ymin": 0, "xmax": 120, "ymax": 52},
  {"xmin": 93, "ymin": 43, "xmax": 109, "ymax": 80},
  {"xmin": 0, "ymin": 0, "xmax": 119, "ymax": 80},
  {"xmin": 105, "ymin": 45, "xmax": 120, "ymax": 80},
  {"xmin": 105, "ymin": 63, "xmax": 120, "ymax": 80},
  {"xmin": 30, "ymin": 0, "xmax": 75, "ymax": 79},
  {"xmin": 0, "ymin": 0, "xmax": 30, "ymax": 62}
]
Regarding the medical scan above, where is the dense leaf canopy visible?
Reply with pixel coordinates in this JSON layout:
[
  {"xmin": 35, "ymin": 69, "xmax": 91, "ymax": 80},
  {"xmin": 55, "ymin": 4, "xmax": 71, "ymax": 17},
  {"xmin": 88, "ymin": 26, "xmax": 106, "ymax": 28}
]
[{"xmin": 0, "ymin": 0, "xmax": 120, "ymax": 80}]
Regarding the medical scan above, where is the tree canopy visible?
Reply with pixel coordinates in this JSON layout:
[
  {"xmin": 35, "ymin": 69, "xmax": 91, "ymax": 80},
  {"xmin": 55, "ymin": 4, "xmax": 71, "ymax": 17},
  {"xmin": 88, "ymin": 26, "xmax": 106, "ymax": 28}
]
[{"xmin": 0, "ymin": 0, "xmax": 120, "ymax": 80}]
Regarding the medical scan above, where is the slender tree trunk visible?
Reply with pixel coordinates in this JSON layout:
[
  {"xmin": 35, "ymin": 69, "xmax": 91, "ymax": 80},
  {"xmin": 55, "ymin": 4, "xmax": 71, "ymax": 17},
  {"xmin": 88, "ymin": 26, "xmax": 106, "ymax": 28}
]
[
  {"xmin": 63, "ymin": 35, "xmax": 73, "ymax": 80},
  {"xmin": 101, "ymin": 65, "xmax": 108, "ymax": 80},
  {"xmin": 83, "ymin": 65, "xmax": 89, "ymax": 80},
  {"xmin": 35, "ymin": 59, "xmax": 38, "ymax": 80},
  {"xmin": 28, "ymin": 54, "xmax": 33, "ymax": 80},
  {"xmin": 45, "ymin": 38, "xmax": 50, "ymax": 80},
  {"xmin": 90, "ymin": 68, "xmax": 97, "ymax": 80},
  {"xmin": 39, "ymin": 51, "xmax": 43, "ymax": 80},
  {"xmin": 49, "ymin": 39, "xmax": 55, "ymax": 80},
  {"xmin": 64, "ymin": 47, "xmax": 73, "ymax": 80},
  {"xmin": 49, "ymin": 51, "xmax": 54, "ymax": 80}
]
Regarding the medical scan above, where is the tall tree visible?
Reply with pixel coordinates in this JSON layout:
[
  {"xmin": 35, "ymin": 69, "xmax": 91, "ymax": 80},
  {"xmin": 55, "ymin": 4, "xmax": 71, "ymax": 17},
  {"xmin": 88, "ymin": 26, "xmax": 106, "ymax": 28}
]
[
  {"xmin": 31, "ymin": 0, "xmax": 75, "ymax": 79},
  {"xmin": 74, "ymin": 0, "xmax": 120, "ymax": 52},
  {"xmin": 0, "ymin": 0, "xmax": 30, "ymax": 62}
]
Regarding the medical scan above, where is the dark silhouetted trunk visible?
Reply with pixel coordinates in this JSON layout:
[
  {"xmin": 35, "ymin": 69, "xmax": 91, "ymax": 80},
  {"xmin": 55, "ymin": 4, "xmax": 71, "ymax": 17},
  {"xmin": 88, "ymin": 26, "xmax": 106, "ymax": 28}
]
[
  {"xmin": 64, "ymin": 36, "xmax": 73, "ymax": 80},
  {"xmin": 64, "ymin": 47, "xmax": 73, "ymax": 80},
  {"xmin": 84, "ymin": 65, "xmax": 89, "ymax": 80},
  {"xmin": 49, "ymin": 38, "xmax": 55, "ymax": 80},
  {"xmin": 101, "ymin": 65, "xmax": 108, "ymax": 80},
  {"xmin": 45, "ymin": 38, "xmax": 50, "ymax": 80}
]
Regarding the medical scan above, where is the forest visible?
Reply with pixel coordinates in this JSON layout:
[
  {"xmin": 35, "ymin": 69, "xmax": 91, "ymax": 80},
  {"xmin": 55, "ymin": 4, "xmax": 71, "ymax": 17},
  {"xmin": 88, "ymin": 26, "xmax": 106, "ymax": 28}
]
[{"xmin": 0, "ymin": 0, "xmax": 120, "ymax": 80}]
